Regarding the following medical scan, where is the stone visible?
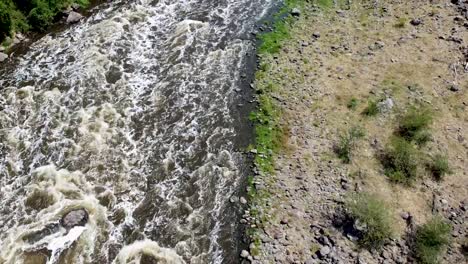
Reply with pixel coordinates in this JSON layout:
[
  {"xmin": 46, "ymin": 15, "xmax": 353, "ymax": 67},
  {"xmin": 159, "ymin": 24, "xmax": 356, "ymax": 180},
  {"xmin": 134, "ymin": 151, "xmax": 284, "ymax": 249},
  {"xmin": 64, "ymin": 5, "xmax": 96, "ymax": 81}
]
[
  {"xmin": 312, "ymin": 32, "xmax": 321, "ymax": 39},
  {"xmin": 449, "ymin": 84, "xmax": 460, "ymax": 92},
  {"xmin": 0, "ymin": 52, "xmax": 8, "ymax": 62},
  {"xmin": 240, "ymin": 197, "xmax": 247, "ymax": 204},
  {"xmin": 61, "ymin": 208, "xmax": 88, "ymax": 228},
  {"xmin": 240, "ymin": 250, "xmax": 250, "ymax": 258},
  {"xmin": 400, "ymin": 212, "xmax": 410, "ymax": 220},
  {"xmin": 377, "ymin": 98, "xmax": 394, "ymax": 112},
  {"xmin": 67, "ymin": 11, "xmax": 84, "ymax": 24},
  {"xmin": 410, "ymin": 18, "xmax": 422, "ymax": 26},
  {"xmin": 229, "ymin": 196, "xmax": 239, "ymax": 203},
  {"xmin": 319, "ymin": 246, "xmax": 331, "ymax": 258},
  {"xmin": 291, "ymin": 8, "xmax": 301, "ymax": 17}
]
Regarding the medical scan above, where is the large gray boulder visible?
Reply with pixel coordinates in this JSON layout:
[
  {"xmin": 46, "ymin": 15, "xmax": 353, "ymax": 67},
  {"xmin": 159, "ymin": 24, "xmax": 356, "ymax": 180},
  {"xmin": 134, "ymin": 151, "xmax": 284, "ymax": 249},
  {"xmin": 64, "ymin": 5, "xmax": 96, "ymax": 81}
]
[{"xmin": 67, "ymin": 11, "xmax": 84, "ymax": 24}]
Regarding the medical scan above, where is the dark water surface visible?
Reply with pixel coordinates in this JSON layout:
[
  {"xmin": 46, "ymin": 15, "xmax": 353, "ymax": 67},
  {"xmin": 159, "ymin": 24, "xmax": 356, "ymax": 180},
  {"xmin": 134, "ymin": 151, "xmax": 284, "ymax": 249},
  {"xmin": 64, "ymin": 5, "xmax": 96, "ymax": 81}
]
[{"xmin": 0, "ymin": 0, "xmax": 273, "ymax": 263}]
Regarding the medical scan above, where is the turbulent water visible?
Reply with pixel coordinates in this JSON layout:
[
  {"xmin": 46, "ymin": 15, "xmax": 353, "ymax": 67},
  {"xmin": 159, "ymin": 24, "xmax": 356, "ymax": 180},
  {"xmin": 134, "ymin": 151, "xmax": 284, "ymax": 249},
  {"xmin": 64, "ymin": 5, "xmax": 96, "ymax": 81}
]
[{"xmin": 0, "ymin": 0, "xmax": 273, "ymax": 263}]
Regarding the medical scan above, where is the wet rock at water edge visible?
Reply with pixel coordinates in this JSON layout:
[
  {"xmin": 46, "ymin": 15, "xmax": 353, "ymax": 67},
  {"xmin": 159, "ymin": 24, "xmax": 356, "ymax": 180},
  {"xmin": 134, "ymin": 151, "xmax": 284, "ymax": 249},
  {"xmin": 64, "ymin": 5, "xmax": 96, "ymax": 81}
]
[
  {"xmin": 0, "ymin": 52, "xmax": 8, "ymax": 62},
  {"xmin": 61, "ymin": 209, "xmax": 89, "ymax": 228},
  {"xmin": 67, "ymin": 11, "xmax": 84, "ymax": 24}
]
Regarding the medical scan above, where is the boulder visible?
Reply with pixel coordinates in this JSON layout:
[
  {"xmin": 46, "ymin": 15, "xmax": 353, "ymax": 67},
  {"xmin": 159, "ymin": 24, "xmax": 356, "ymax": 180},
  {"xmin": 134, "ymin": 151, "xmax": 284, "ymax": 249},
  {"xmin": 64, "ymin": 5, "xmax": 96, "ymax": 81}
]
[
  {"xmin": 0, "ymin": 52, "xmax": 8, "ymax": 62},
  {"xmin": 67, "ymin": 11, "xmax": 84, "ymax": 24},
  {"xmin": 60, "ymin": 208, "xmax": 88, "ymax": 228}
]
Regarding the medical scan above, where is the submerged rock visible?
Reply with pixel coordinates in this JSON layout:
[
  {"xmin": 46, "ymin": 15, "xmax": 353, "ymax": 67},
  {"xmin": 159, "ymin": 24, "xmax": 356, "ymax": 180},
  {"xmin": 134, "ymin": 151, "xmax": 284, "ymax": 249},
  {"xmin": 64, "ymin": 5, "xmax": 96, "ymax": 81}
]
[
  {"xmin": 67, "ymin": 11, "xmax": 84, "ymax": 24},
  {"xmin": 61, "ymin": 209, "xmax": 89, "ymax": 228}
]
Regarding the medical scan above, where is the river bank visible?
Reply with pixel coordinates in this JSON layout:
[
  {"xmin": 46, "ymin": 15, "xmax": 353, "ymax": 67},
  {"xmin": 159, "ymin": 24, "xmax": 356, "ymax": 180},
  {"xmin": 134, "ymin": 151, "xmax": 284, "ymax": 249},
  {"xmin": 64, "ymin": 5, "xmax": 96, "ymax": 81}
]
[{"xmin": 245, "ymin": 0, "xmax": 467, "ymax": 263}]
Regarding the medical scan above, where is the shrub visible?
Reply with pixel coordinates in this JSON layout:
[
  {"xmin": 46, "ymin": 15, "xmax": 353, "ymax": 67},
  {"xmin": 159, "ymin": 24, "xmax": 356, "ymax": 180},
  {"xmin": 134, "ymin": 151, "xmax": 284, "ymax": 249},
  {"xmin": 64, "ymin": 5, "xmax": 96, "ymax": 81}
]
[
  {"xmin": 28, "ymin": 0, "xmax": 55, "ymax": 31},
  {"xmin": 345, "ymin": 193, "xmax": 394, "ymax": 248},
  {"xmin": 415, "ymin": 217, "xmax": 451, "ymax": 264},
  {"xmin": 429, "ymin": 154, "xmax": 451, "ymax": 181},
  {"xmin": 398, "ymin": 107, "xmax": 433, "ymax": 145},
  {"xmin": 383, "ymin": 137, "xmax": 420, "ymax": 185},
  {"xmin": 0, "ymin": 1, "xmax": 12, "ymax": 41},
  {"xmin": 363, "ymin": 100, "xmax": 379, "ymax": 116},
  {"xmin": 335, "ymin": 126, "xmax": 365, "ymax": 163},
  {"xmin": 347, "ymin": 97, "xmax": 359, "ymax": 110}
]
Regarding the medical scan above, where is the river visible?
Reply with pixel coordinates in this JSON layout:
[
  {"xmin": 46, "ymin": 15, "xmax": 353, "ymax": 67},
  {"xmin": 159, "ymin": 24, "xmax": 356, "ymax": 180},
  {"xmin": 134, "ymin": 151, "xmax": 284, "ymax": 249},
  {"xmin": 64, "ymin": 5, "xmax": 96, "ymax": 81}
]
[{"xmin": 0, "ymin": 0, "xmax": 273, "ymax": 263}]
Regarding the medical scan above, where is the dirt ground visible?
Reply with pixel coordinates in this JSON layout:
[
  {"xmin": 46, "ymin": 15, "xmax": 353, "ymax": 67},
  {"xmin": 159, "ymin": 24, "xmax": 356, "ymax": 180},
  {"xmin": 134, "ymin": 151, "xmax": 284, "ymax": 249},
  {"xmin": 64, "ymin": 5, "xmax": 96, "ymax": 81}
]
[{"xmin": 247, "ymin": 0, "xmax": 467, "ymax": 263}]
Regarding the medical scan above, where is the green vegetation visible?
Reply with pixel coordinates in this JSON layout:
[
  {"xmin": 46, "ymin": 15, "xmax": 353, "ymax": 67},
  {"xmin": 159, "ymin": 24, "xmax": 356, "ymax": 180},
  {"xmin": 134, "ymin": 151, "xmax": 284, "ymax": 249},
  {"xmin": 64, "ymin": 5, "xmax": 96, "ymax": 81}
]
[
  {"xmin": 345, "ymin": 192, "xmax": 394, "ymax": 249},
  {"xmin": 398, "ymin": 106, "xmax": 433, "ymax": 145},
  {"xmin": 335, "ymin": 126, "xmax": 365, "ymax": 163},
  {"xmin": 0, "ymin": 0, "xmax": 89, "ymax": 42},
  {"xmin": 415, "ymin": 217, "xmax": 451, "ymax": 264},
  {"xmin": 429, "ymin": 154, "xmax": 451, "ymax": 181},
  {"xmin": 258, "ymin": 0, "xmax": 305, "ymax": 54},
  {"xmin": 347, "ymin": 97, "xmax": 359, "ymax": 110},
  {"xmin": 383, "ymin": 137, "xmax": 420, "ymax": 185},
  {"xmin": 394, "ymin": 17, "xmax": 408, "ymax": 28},
  {"xmin": 363, "ymin": 100, "xmax": 379, "ymax": 116}
]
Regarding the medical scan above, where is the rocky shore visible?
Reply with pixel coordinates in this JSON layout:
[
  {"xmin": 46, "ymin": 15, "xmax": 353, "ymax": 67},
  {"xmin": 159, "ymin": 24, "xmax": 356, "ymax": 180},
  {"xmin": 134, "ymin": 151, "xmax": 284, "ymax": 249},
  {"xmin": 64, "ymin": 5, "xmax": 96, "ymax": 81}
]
[{"xmin": 245, "ymin": 1, "xmax": 467, "ymax": 263}]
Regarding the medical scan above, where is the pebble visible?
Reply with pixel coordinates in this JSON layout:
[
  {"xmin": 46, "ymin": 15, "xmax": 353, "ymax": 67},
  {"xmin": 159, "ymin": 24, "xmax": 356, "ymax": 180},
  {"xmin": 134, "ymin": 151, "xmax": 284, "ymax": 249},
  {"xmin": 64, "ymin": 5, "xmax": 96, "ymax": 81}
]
[
  {"xmin": 449, "ymin": 84, "xmax": 460, "ymax": 92},
  {"xmin": 240, "ymin": 197, "xmax": 247, "ymax": 204},
  {"xmin": 291, "ymin": 8, "xmax": 301, "ymax": 17}
]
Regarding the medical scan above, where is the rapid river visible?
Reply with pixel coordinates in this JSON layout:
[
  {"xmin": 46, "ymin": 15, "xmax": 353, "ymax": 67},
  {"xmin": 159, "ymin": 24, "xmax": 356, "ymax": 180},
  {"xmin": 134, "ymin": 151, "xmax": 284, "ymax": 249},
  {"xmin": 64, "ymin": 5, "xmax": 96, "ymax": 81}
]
[{"xmin": 0, "ymin": 0, "xmax": 273, "ymax": 263}]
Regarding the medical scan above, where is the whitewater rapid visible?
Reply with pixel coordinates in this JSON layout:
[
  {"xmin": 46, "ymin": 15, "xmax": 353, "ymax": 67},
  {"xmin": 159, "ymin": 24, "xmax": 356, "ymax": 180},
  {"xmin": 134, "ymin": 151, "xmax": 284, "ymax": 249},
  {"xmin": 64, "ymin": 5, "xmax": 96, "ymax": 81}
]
[{"xmin": 0, "ymin": 0, "xmax": 273, "ymax": 263}]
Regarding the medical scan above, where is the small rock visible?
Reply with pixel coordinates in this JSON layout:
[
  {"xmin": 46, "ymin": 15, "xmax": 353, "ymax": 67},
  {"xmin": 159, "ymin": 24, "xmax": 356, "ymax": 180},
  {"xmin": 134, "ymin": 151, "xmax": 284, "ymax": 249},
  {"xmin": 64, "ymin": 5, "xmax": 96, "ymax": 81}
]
[
  {"xmin": 0, "ymin": 52, "xmax": 8, "ymax": 62},
  {"xmin": 291, "ymin": 8, "xmax": 301, "ymax": 17},
  {"xmin": 240, "ymin": 250, "xmax": 250, "ymax": 258},
  {"xmin": 312, "ymin": 32, "xmax": 321, "ymax": 39},
  {"xmin": 410, "ymin": 18, "xmax": 422, "ymax": 26},
  {"xmin": 229, "ymin": 196, "xmax": 239, "ymax": 203},
  {"xmin": 400, "ymin": 212, "xmax": 410, "ymax": 220},
  {"xmin": 449, "ymin": 84, "xmax": 460, "ymax": 92},
  {"xmin": 377, "ymin": 98, "xmax": 394, "ymax": 112},
  {"xmin": 250, "ymin": 149, "xmax": 258, "ymax": 154},
  {"xmin": 61, "ymin": 208, "xmax": 88, "ymax": 228},
  {"xmin": 240, "ymin": 197, "xmax": 247, "ymax": 204},
  {"xmin": 67, "ymin": 11, "xmax": 84, "ymax": 24},
  {"xmin": 280, "ymin": 218, "xmax": 289, "ymax": 225},
  {"xmin": 319, "ymin": 246, "xmax": 331, "ymax": 258}
]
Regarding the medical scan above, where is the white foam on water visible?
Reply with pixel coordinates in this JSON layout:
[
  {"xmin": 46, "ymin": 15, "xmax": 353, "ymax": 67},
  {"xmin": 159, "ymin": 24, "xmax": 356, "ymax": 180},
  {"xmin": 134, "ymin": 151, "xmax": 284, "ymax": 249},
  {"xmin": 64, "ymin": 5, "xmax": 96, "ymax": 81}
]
[{"xmin": 113, "ymin": 240, "xmax": 185, "ymax": 264}]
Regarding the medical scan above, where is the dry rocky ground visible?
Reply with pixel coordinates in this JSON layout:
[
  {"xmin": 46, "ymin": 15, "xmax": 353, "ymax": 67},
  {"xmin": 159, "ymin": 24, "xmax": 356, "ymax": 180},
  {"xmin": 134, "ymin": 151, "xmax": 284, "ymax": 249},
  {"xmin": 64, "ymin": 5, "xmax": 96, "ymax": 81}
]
[{"xmin": 245, "ymin": 0, "xmax": 468, "ymax": 263}]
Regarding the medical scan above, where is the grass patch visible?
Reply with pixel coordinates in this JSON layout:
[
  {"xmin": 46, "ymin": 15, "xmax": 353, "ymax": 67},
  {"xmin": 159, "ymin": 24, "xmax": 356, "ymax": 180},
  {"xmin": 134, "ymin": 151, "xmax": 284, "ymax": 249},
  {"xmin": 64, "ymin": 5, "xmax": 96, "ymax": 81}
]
[
  {"xmin": 362, "ymin": 100, "xmax": 379, "ymax": 116},
  {"xmin": 415, "ymin": 217, "xmax": 451, "ymax": 264},
  {"xmin": 345, "ymin": 193, "xmax": 394, "ymax": 249},
  {"xmin": 258, "ymin": 0, "xmax": 305, "ymax": 54},
  {"xmin": 428, "ymin": 154, "xmax": 451, "ymax": 181},
  {"xmin": 335, "ymin": 126, "xmax": 365, "ymax": 163},
  {"xmin": 382, "ymin": 137, "xmax": 420, "ymax": 185},
  {"xmin": 394, "ymin": 17, "xmax": 408, "ymax": 28},
  {"xmin": 398, "ymin": 107, "xmax": 433, "ymax": 145}
]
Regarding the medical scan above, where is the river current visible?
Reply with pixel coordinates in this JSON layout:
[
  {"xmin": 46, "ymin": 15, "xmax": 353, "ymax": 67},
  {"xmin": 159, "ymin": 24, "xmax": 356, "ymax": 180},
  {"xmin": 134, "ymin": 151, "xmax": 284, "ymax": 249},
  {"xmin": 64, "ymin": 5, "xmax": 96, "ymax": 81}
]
[{"xmin": 0, "ymin": 0, "xmax": 273, "ymax": 263}]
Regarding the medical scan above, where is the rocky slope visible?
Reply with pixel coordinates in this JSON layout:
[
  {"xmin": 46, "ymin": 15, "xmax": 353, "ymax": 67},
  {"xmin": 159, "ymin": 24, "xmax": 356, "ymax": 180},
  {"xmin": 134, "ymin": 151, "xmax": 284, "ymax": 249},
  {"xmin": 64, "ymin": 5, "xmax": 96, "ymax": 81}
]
[{"xmin": 245, "ymin": 1, "xmax": 467, "ymax": 263}]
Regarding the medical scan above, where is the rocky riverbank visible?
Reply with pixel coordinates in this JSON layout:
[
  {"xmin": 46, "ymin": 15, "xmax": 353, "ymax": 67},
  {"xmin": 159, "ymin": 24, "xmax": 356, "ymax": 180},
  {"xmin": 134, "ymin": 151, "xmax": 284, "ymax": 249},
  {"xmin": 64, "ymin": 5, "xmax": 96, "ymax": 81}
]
[{"xmin": 245, "ymin": 0, "xmax": 467, "ymax": 263}]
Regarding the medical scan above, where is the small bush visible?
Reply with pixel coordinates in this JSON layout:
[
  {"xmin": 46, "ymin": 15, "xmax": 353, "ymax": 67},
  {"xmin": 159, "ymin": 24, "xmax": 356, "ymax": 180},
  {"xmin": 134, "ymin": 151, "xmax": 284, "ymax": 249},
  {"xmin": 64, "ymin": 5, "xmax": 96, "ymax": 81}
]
[
  {"xmin": 363, "ymin": 100, "xmax": 379, "ymax": 116},
  {"xmin": 415, "ymin": 217, "xmax": 451, "ymax": 264},
  {"xmin": 335, "ymin": 126, "xmax": 365, "ymax": 163},
  {"xmin": 347, "ymin": 98, "xmax": 359, "ymax": 110},
  {"xmin": 345, "ymin": 193, "xmax": 394, "ymax": 248},
  {"xmin": 398, "ymin": 107, "xmax": 433, "ymax": 145},
  {"xmin": 429, "ymin": 154, "xmax": 451, "ymax": 181},
  {"xmin": 383, "ymin": 137, "xmax": 420, "ymax": 185}
]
